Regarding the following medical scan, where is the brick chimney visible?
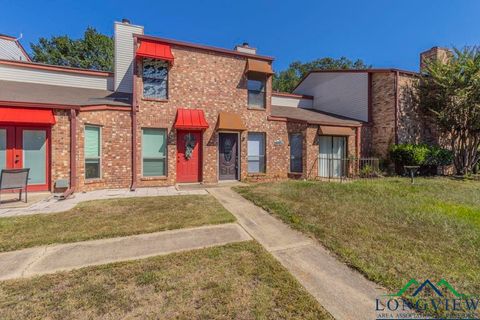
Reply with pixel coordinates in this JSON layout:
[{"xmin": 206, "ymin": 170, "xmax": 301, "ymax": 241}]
[
  {"xmin": 234, "ymin": 42, "xmax": 256, "ymax": 55},
  {"xmin": 420, "ymin": 46, "xmax": 452, "ymax": 71}
]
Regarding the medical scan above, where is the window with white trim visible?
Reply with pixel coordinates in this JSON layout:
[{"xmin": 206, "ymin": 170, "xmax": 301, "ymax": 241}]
[
  {"xmin": 142, "ymin": 128, "xmax": 167, "ymax": 176},
  {"xmin": 85, "ymin": 125, "xmax": 101, "ymax": 179},
  {"xmin": 247, "ymin": 73, "xmax": 266, "ymax": 108},
  {"xmin": 143, "ymin": 58, "xmax": 169, "ymax": 99},
  {"xmin": 247, "ymin": 132, "xmax": 266, "ymax": 173}
]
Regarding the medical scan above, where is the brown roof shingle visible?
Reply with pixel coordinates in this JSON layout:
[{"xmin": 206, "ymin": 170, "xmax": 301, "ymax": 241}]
[
  {"xmin": 0, "ymin": 80, "xmax": 131, "ymax": 107},
  {"xmin": 271, "ymin": 105, "xmax": 362, "ymax": 126}
]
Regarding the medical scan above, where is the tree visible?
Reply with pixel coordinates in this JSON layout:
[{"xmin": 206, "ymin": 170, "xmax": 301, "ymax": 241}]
[
  {"xmin": 273, "ymin": 57, "xmax": 370, "ymax": 92},
  {"xmin": 418, "ymin": 47, "xmax": 480, "ymax": 175},
  {"xmin": 31, "ymin": 27, "xmax": 113, "ymax": 71}
]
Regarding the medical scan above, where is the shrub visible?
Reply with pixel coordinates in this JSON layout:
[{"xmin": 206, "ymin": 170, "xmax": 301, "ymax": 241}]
[
  {"xmin": 426, "ymin": 146, "xmax": 454, "ymax": 167},
  {"xmin": 389, "ymin": 144, "xmax": 453, "ymax": 174},
  {"xmin": 389, "ymin": 144, "xmax": 430, "ymax": 166},
  {"xmin": 359, "ymin": 164, "xmax": 382, "ymax": 178}
]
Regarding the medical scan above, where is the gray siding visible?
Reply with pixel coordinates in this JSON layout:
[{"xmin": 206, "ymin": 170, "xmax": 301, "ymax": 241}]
[
  {"xmin": 0, "ymin": 38, "xmax": 29, "ymax": 61},
  {"xmin": 0, "ymin": 64, "xmax": 112, "ymax": 90},
  {"xmin": 294, "ymin": 72, "xmax": 369, "ymax": 121},
  {"xmin": 114, "ymin": 22, "xmax": 144, "ymax": 93},
  {"xmin": 271, "ymin": 95, "xmax": 313, "ymax": 108}
]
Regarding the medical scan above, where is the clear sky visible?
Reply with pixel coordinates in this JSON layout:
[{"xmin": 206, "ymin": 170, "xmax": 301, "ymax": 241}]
[{"xmin": 1, "ymin": 0, "xmax": 479, "ymax": 72}]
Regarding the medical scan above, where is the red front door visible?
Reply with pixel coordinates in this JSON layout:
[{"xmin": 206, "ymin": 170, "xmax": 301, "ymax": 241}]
[
  {"xmin": 176, "ymin": 130, "xmax": 202, "ymax": 183},
  {"xmin": 0, "ymin": 125, "xmax": 50, "ymax": 191}
]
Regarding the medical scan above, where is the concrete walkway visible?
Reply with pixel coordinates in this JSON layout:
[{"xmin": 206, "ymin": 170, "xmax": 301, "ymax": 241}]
[
  {"xmin": 208, "ymin": 187, "xmax": 386, "ymax": 320},
  {"xmin": 0, "ymin": 223, "xmax": 251, "ymax": 281},
  {"xmin": 0, "ymin": 186, "xmax": 207, "ymax": 217}
]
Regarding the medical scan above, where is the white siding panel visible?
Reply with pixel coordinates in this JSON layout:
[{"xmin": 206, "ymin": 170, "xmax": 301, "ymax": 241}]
[
  {"xmin": 271, "ymin": 95, "xmax": 313, "ymax": 108},
  {"xmin": 294, "ymin": 73, "xmax": 369, "ymax": 121},
  {"xmin": 114, "ymin": 22, "xmax": 144, "ymax": 93},
  {"xmin": 0, "ymin": 38, "xmax": 29, "ymax": 61},
  {"xmin": 0, "ymin": 64, "xmax": 111, "ymax": 90}
]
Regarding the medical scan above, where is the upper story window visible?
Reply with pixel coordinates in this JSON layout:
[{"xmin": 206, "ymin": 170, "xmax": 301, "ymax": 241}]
[
  {"xmin": 247, "ymin": 73, "xmax": 266, "ymax": 109},
  {"xmin": 143, "ymin": 58, "xmax": 169, "ymax": 100}
]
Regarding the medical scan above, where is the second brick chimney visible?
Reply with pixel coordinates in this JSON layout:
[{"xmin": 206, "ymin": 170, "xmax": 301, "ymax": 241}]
[{"xmin": 420, "ymin": 46, "xmax": 452, "ymax": 71}]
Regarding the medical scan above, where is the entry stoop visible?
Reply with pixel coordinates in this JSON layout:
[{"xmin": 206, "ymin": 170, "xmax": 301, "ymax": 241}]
[{"xmin": 174, "ymin": 183, "xmax": 205, "ymax": 191}]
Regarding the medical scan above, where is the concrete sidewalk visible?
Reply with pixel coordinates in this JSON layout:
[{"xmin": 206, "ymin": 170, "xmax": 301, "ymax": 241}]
[
  {"xmin": 208, "ymin": 187, "xmax": 386, "ymax": 320},
  {"xmin": 0, "ymin": 223, "xmax": 251, "ymax": 281},
  {"xmin": 0, "ymin": 186, "xmax": 207, "ymax": 217}
]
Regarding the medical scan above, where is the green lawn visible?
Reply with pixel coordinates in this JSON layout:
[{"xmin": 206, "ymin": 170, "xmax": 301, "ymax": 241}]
[
  {"xmin": 0, "ymin": 241, "xmax": 331, "ymax": 320},
  {"xmin": 235, "ymin": 178, "xmax": 480, "ymax": 315},
  {"xmin": 0, "ymin": 195, "xmax": 235, "ymax": 252}
]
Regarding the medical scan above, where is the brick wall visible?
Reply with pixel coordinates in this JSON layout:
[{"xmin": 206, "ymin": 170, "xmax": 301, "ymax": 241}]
[
  {"xmin": 397, "ymin": 74, "xmax": 439, "ymax": 146},
  {"xmin": 367, "ymin": 71, "xmax": 439, "ymax": 162},
  {"xmin": 51, "ymin": 110, "xmax": 71, "ymax": 191},
  {"xmin": 370, "ymin": 72, "xmax": 396, "ymax": 158},
  {"xmin": 48, "ymin": 45, "xmax": 361, "ymax": 190},
  {"xmin": 305, "ymin": 125, "xmax": 319, "ymax": 178},
  {"xmin": 360, "ymin": 125, "xmax": 372, "ymax": 156},
  {"xmin": 134, "ymin": 45, "xmax": 284, "ymax": 186},
  {"xmin": 76, "ymin": 110, "xmax": 132, "ymax": 191}
]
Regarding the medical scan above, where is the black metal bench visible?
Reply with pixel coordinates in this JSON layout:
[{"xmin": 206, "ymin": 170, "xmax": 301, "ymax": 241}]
[{"xmin": 0, "ymin": 168, "xmax": 30, "ymax": 204}]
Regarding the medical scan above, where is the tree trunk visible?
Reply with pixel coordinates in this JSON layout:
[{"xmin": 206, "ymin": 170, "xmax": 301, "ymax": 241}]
[{"xmin": 452, "ymin": 132, "xmax": 480, "ymax": 175}]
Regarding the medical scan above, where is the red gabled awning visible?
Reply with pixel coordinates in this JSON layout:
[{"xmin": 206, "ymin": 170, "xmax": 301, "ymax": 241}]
[
  {"xmin": 174, "ymin": 108, "xmax": 209, "ymax": 130},
  {"xmin": 136, "ymin": 40, "xmax": 174, "ymax": 63},
  {"xmin": 0, "ymin": 107, "xmax": 56, "ymax": 125}
]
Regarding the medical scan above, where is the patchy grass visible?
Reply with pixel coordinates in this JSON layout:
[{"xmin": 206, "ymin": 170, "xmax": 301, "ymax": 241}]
[
  {"xmin": 235, "ymin": 178, "xmax": 480, "ymax": 315},
  {"xmin": 0, "ymin": 241, "xmax": 331, "ymax": 320},
  {"xmin": 0, "ymin": 195, "xmax": 235, "ymax": 252}
]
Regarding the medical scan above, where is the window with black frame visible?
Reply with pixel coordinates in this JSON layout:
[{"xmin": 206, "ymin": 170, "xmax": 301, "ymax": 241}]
[
  {"xmin": 143, "ymin": 58, "xmax": 169, "ymax": 99},
  {"xmin": 247, "ymin": 73, "xmax": 266, "ymax": 108}
]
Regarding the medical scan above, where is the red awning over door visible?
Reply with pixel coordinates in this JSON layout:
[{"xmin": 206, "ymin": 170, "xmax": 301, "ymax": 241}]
[
  {"xmin": 0, "ymin": 107, "xmax": 56, "ymax": 125},
  {"xmin": 174, "ymin": 109, "xmax": 209, "ymax": 130},
  {"xmin": 136, "ymin": 40, "xmax": 174, "ymax": 63}
]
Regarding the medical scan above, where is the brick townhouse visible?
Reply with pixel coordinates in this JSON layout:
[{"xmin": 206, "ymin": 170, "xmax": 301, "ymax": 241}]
[{"xmin": 0, "ymin": 20, "xmax": 442, "ymax": 194}]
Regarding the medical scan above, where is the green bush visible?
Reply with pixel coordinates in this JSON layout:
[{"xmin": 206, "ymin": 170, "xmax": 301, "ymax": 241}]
[
  {"xmin": 389, "ymin": 144, "xmax": 453, "ymax": 171},
  {"xmin": 389, "ymin": 144, "xmax": 430, "ymax": 166},
  {"xmin": 426, "ymin": 146, "xmax": 454, "ymax": 166}
]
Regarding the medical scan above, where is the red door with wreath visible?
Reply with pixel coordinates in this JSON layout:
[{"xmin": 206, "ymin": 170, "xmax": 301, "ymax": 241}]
[{"xmin": 176, "ymin": 130, "xmax": 202, "ymax": 182}]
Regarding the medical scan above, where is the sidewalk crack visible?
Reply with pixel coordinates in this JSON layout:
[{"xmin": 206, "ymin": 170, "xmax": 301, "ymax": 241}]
[{"xmin": 21, "ymin": 246, "xmax": 48, "ymax": 277}]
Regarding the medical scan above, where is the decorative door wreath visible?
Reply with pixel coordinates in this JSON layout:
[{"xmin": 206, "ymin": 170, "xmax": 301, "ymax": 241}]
[{"xmin": 184, "ymin": 133, "xmax": 196, "ymax": 160}]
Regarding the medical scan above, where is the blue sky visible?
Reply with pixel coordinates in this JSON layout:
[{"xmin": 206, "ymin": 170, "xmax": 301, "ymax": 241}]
[{"xmin": 1, "ymin": 0, "xmax": 479, "ymax": 72}]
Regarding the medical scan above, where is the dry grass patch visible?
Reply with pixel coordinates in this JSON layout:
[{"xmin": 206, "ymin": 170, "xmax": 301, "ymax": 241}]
[
  {"xmin": 0, "ymin": 195, "xmax": 234, "ymax": 252},
  {"xmin": 0, "ymin": 241, "xmax": 331, "ymax": 320},
  {"xmin": 235, "ymin": 178, "xmax": 480, "ymax": 316}
]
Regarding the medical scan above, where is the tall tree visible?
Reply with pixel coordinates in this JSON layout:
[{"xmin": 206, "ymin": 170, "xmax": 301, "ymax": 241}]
[
  {"xmin": 273, "ymin": 57, "xmax": 370, "ymax": 92},
  {"xmin": 418, "ymin": 47, "xmax": 480, "ymax": 175},
  {"xmin": 31, "ymin": 27, "xmax": 113, "ymax": 71}
]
